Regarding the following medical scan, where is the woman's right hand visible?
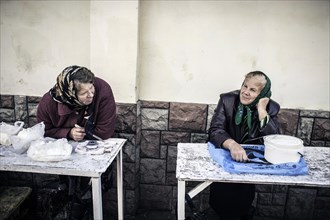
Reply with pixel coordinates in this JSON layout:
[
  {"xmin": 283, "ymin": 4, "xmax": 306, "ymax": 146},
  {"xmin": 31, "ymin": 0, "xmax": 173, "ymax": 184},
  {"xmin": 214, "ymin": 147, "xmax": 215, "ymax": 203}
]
[
  {"xmin": 224, "ymin": 139, "xmax": 248, "ymax": 162},
  {"xmin": 69, "ymin": 126, "xmax": 86, "ymax": 141}
]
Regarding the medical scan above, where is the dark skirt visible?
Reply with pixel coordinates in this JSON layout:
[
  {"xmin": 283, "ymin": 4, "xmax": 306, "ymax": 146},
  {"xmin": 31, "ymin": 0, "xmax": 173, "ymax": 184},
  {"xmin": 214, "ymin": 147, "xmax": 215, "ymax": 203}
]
[{"xmin": 209, "ymin": 182, "xmax": 255, "ymax": 219}]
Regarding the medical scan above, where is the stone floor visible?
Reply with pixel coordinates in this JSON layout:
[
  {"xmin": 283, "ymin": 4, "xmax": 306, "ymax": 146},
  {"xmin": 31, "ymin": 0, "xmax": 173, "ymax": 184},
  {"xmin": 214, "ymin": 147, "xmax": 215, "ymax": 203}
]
[
  {"xmin": 24, "ymin": 208, "xmax": 219, "ymax": 220},
  {"xmin": 130, "ymin": 209, "xmax": 271, "ymax": 220},
  {"xmin": 24, "ymin": 207, "xmax": 270, "ymax": 220},
  {"xmin": 131, "ymin": 208, "xmax": 219, "ymax": 220},
  {"xmin": 130, "ymin": 208, "xmax": 274, "ymax": 220}
]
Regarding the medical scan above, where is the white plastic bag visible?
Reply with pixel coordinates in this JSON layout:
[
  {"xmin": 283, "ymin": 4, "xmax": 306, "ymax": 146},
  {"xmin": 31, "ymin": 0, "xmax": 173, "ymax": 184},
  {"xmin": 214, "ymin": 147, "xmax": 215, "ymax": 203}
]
[
  {"xmin": 27, "ymin": 138, "xmax": 72, "ymax": 162},
  {"xmin": 10, "ymin": 122, "xmax": 45, "ymax": 154},
  {"xmin": 0, "ymin": 121, "xmax": 24, "ymax": 146}
]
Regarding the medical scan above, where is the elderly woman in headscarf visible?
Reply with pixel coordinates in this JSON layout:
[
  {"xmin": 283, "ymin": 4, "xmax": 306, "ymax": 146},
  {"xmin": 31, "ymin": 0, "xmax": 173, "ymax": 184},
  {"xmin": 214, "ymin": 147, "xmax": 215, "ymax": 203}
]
[
  {"xmin": 37, "ymin": 65, "xmax": 116, "ymax": 141},
  {"xmin": 37, "ymin": 65, "xmax": 116, "ymax": 219},
  {"xmin": 208, "ymin": 71, "xmax": 280, "ymax": 220}
]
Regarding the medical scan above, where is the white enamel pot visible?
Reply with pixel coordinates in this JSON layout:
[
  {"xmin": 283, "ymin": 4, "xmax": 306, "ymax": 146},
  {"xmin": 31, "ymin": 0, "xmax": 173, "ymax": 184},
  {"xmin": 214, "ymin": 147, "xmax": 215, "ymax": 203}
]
[{"xmin": 263, "ymin": 135, "xmax": 304, "ymax": 164}]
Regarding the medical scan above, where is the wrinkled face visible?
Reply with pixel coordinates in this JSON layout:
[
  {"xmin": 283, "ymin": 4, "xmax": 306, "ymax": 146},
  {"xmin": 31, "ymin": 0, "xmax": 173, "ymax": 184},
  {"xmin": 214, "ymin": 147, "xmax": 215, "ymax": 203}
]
[
  {"xmin": 76, "ymin": 83, "xmax": 95, "ymax": 105},
  {"xmin": 240, "ymin": 76, "xmax": 265, "ymax": 105}
]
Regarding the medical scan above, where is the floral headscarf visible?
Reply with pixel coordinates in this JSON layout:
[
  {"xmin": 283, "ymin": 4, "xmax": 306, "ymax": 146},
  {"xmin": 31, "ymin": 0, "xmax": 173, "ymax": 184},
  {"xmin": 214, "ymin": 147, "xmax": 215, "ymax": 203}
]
[{"xmin": 50, "ymin": 65, "xmax": 87, "ymax": 110}]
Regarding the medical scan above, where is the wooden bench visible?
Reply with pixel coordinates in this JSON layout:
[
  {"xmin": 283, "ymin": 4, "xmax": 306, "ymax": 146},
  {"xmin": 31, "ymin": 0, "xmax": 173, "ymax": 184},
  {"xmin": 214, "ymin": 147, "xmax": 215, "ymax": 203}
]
[{"xmin": 0, "ymin": 186, "xmax": 32, "ymax": 220}]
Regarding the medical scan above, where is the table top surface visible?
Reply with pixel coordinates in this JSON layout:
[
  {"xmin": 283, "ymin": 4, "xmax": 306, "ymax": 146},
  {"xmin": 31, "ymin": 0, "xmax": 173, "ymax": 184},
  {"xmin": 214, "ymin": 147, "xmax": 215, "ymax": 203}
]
[
  {"xmin": 176, "ymin": 143, "xmax": 330, "ymax": 187},
  {"xmin": 0, "ymin": 138, "xmax": 126, "ymax": 177}
]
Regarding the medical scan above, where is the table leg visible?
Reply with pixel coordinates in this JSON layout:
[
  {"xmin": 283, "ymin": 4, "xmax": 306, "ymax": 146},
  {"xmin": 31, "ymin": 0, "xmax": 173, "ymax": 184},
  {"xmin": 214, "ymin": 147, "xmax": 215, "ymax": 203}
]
[
  {"xmin": 117, "ymin": 148, "xmax": 124, "ymax": 220},
  {"xmin": 177, "ymin": 180, "xmax": 185, "ymax": 220},
  {"xmin": 91, "ymin": 177, "xmax": 103, "ymax": 220}
]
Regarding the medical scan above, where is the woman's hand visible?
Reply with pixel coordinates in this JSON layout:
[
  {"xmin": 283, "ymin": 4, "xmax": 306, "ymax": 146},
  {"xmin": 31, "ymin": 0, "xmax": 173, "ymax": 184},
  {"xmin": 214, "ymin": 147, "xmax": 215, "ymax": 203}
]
[
  {"xmin": 69, "ymin": 125, "xmax": 86, "ymax": 141},
  {"xmin": 223, "ymin": 139, "xmax": 248, "ymax": 162},
  {"xmin": 257, "ymin": 97, "xmax": 269, "ymax": 121}
]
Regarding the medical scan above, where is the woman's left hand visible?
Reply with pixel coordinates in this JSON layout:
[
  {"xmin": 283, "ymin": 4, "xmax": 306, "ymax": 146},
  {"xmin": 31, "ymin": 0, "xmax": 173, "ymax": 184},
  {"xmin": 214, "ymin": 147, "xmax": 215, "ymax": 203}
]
[
  {"xmin": 257, "ymin": 97, "xmax": 269, "ymax": 111},
  {"xmin": 257, "ymin": 97, "xmax": 269, "ymax": 121}
]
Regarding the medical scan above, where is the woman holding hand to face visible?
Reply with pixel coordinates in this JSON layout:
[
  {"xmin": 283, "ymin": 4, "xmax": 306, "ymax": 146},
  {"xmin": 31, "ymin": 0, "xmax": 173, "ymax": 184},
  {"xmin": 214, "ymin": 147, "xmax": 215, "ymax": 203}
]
[{"xmin": 208, "ymin": 71, "xmax": 280, "ymax": 220}]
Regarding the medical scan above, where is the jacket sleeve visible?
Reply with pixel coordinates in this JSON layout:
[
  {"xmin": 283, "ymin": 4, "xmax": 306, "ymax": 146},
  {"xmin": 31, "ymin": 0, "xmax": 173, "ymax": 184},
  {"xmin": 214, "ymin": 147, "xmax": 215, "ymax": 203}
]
[
  {"xmin": 208, "ymin": 94, "xmax": 233, "ymax": 148},
  {"xmin": 91, "ymin": 83, "xmax": 116, "ymax": 140},
  {"xmin": 36, "ymin": 94, "xmax": 71, "ymax": 139}
]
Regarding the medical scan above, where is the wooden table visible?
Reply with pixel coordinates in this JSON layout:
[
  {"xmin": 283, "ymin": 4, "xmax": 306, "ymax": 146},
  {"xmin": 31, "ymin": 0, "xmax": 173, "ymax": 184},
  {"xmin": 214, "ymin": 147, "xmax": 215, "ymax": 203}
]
[
  {"xmin": 176, "ymin": 143, "xmax": 330, "ymax": 220},
  {"xmin": 0, "ymin": 138, "xmax": 126, "ymax": 220}
]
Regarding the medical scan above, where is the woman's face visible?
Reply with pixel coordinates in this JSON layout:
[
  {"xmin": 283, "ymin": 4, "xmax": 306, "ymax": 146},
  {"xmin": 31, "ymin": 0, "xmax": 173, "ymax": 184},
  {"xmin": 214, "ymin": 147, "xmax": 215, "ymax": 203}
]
[
  {"xmin": 76, "ymin": 83, "xmax": 95, "ymax": 105},
  {"xmin": 240, "ymin": 76, "xmax": 264, "ymax": 105}
]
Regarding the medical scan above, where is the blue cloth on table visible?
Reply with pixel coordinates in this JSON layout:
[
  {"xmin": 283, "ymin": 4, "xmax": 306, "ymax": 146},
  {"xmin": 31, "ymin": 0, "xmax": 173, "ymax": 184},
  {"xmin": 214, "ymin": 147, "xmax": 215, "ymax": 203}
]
[{"xmin": 207, "ymin": 142, "xmax": 308, "ymax": 176}]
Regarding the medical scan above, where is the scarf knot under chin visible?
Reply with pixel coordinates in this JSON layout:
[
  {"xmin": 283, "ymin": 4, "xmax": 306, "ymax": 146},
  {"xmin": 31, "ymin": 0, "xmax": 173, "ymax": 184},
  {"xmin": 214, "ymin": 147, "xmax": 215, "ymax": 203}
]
[{"xmin": 235, "ymin": 104, "xmax": 254, "ymax": 129}]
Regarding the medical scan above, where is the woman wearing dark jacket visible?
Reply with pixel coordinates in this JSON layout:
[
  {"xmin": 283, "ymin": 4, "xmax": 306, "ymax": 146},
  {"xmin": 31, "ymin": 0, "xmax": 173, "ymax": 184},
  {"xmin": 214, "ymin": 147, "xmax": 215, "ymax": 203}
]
[
  {"xmin": 37, "ymin": 65, "xmax": 116, "ymax": 141},
  {"xmin": 37, "ymin": 65, "xmax": 116, "ymax": 219},
  {"xmin": 208, "ymin": 71, "xmax": 280, "ymax": 220}
]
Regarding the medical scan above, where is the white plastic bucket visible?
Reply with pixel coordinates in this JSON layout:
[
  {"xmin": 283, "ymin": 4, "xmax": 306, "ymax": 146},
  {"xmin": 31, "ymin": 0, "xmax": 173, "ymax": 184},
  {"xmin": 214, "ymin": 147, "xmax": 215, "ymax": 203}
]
[{"xmin": 263, "ymin": 135, "xmax": 304, "ymax": 164}]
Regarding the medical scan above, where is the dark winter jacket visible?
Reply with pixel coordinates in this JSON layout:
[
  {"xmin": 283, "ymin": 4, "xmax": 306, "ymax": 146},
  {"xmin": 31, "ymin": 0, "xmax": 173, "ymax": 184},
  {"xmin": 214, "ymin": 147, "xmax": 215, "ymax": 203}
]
[{"xmin": 208, "ymin": 90, "xmax": 280, "ymax": 147}]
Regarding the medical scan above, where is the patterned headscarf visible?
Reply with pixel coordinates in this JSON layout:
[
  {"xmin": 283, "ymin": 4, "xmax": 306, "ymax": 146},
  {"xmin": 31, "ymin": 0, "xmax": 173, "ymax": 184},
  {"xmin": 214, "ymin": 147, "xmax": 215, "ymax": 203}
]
[
  {"xmin": 50, "ymin": 65, "xmax": 87, "ymax": 110},
  {"xmin": 235, "ymin": 72, "xmax": 272, "ymax": 129}
]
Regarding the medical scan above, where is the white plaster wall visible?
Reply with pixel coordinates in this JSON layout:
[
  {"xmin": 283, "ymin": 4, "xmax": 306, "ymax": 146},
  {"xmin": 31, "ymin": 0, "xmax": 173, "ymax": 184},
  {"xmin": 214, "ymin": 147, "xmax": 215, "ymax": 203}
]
[
  {"xmin": 138, "ymin": 0, "xmax": 329, "ymax": 110},
  {"xmin": 0, "ymin": 0, "xmax": 91, "ymax": 96},
  {"xmin": 1, "ymin": 0, "xmax": 329, "ymax": 110},
  {"xmin": 90, "ymin": 0, "xmax": 138, "ymax": 103},
  {"xmin": 0, "ymin": 0, "xmax": 138, "ymax": 103}
]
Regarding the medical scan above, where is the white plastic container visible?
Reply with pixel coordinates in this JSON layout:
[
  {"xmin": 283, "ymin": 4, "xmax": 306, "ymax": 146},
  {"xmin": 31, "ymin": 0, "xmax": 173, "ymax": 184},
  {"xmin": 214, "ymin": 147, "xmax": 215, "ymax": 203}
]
[{"xmin": 263, "ymin": 135, "xmax": 304, "ymax": 164}]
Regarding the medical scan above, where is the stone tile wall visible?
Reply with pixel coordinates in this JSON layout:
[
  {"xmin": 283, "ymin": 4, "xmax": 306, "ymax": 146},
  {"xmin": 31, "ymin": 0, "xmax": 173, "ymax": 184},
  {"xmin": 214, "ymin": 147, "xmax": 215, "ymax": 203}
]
[{"xmin": 1, "ymin": 94, "xmax": 330, "ymax": 219}]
